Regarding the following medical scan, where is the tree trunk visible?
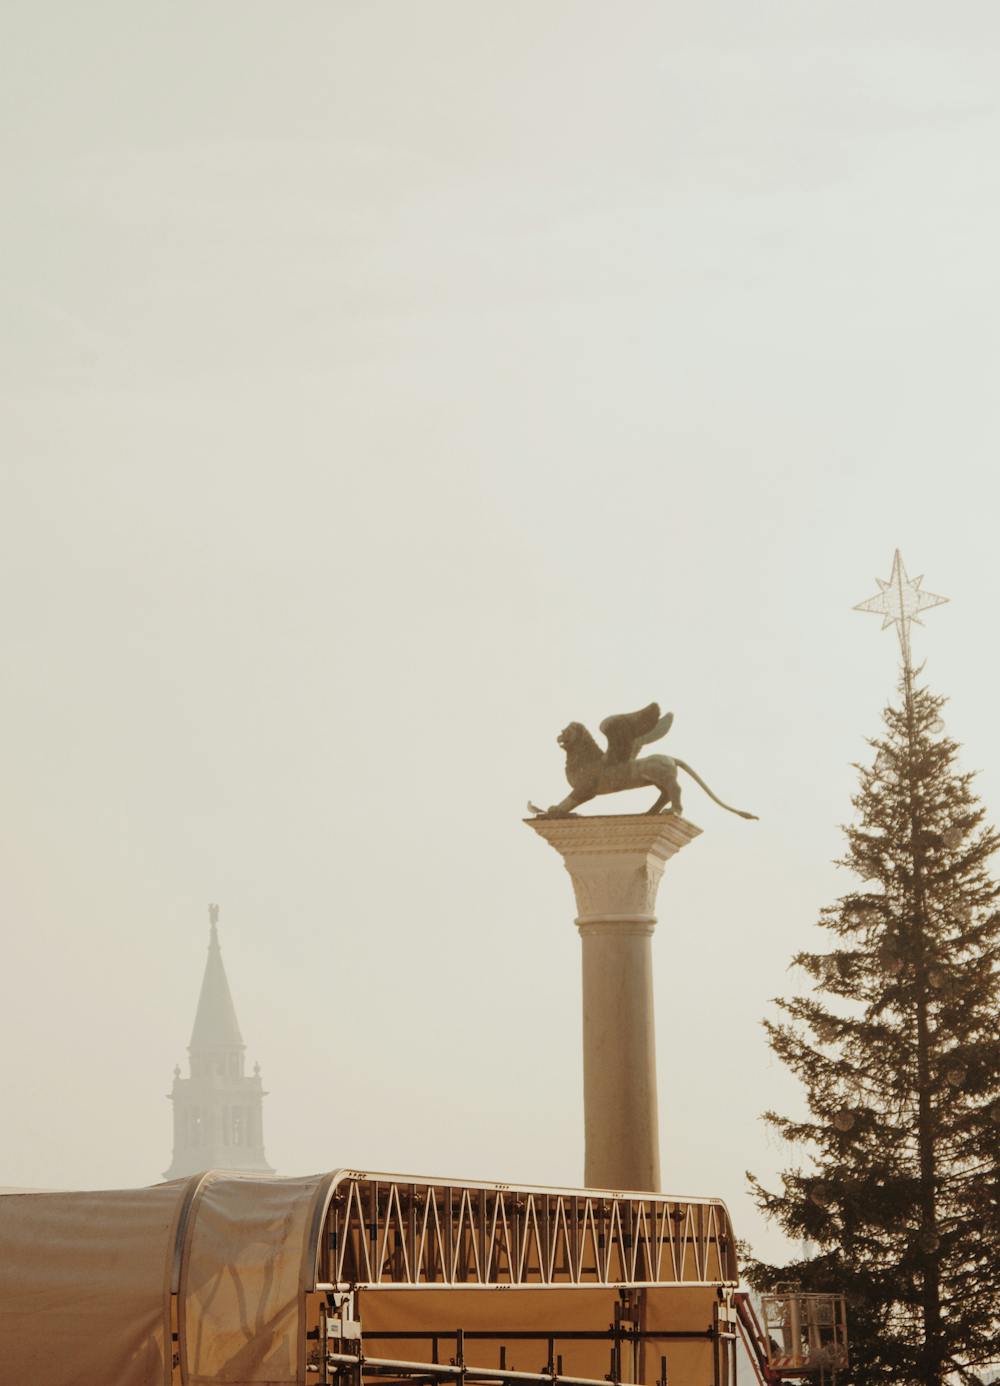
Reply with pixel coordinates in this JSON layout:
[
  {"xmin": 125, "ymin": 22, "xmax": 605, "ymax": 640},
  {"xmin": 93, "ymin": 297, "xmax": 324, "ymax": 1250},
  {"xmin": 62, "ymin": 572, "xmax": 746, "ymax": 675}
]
[{"xmin": 905, "ymin": 661, "xmax": 943, "ymax": 1386}]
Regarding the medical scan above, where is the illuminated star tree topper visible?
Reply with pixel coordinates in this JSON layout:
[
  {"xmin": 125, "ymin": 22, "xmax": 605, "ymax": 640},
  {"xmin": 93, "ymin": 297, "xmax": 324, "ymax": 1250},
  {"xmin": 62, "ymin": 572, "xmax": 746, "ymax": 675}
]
[{"xmin": 854, "ymin": 549, "xmax": 948, "ymax": 671}]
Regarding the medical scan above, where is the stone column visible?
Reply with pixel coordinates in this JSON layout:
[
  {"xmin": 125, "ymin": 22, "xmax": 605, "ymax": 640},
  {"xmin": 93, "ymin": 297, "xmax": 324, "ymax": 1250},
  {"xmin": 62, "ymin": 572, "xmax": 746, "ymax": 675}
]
[{"xmin": 528, "ymin": 813, "xmax": 701, "ymax": 1192}]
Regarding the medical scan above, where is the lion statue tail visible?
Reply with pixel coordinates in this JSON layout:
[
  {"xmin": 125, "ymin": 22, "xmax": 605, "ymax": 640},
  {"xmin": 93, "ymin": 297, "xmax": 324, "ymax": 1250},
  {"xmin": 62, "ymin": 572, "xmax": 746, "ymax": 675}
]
[{"xmin": 673, "ymin": 759, "xmax": 759, "ymax": 821}]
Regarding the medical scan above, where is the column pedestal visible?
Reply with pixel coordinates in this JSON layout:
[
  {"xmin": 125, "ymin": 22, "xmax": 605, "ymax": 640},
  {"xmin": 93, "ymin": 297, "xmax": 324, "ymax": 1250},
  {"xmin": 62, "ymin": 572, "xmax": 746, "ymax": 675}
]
[{"xmin": 528, "ymin": 813, "xmax": 701, "ymax": 1192}]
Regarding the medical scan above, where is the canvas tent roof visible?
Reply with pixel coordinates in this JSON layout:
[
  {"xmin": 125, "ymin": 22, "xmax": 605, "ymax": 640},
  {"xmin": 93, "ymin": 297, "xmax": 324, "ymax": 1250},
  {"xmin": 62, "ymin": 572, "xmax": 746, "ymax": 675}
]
[
  {"xmin": 0, "ymin": 1168, "xmax": 328, "ymax": 1386},
  {"xmin": 0, "ymin": 1169, "xmax": 737, "ymax": 1386}
]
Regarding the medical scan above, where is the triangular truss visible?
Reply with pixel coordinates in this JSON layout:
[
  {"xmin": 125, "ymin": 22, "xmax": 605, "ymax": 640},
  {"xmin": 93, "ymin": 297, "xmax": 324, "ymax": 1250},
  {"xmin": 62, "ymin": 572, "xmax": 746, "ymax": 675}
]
[{"xmin": 321, "ymin": 1176, "xmax": 736, "ymax": 1288}]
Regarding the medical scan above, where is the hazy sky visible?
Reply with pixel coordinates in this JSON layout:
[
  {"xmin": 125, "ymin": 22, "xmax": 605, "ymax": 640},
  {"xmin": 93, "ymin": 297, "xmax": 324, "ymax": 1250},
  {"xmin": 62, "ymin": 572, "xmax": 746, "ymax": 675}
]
[{"xmin": 2, "ymin": 2, "xmax": 1000, "ymax": 1263}]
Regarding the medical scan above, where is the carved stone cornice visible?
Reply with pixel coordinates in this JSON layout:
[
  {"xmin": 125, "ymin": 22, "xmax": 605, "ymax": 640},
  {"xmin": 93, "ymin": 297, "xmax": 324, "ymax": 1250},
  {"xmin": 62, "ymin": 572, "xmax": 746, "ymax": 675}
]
[
  {"xmin": 527, "ymin": 813, "xmax": 701, "ymax": 927},
  {"xmin": 527, "ymin": 813, "xmax": 701, "ymax": 858}
]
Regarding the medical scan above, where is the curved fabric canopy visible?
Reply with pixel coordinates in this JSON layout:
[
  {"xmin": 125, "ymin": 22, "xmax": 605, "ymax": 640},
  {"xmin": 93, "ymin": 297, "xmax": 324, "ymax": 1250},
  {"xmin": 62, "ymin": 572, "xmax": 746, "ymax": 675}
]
[
  {"xmin": 0, "ymin": 1169, "xmax": 336, "ymax": 1386},
  {"xmin": 0, "ymin": 1176, "xmax": 194, "ymax": 1386}
]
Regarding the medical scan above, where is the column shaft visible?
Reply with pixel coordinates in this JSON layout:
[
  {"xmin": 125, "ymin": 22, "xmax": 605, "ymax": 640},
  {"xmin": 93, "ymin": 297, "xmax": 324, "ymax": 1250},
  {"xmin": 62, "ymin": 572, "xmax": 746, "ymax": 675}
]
[{"xmin": 580, "ymin": 921, "xmax": 659, "ymax": 1191}]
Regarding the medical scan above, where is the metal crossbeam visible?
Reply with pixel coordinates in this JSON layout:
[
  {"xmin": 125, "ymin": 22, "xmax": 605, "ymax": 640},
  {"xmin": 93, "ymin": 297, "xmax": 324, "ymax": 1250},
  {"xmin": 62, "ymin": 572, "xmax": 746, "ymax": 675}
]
[{"xmin": 326, "ymin": 1351, "xmax": 641, "ymax": 1386}]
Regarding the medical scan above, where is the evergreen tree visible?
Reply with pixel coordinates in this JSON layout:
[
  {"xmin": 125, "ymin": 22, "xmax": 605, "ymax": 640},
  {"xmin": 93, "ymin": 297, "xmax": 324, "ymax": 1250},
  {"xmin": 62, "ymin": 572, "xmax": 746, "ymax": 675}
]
[{"xmin": 747, "ymin": 668, "xmax": 1000, "ymax": 1386}]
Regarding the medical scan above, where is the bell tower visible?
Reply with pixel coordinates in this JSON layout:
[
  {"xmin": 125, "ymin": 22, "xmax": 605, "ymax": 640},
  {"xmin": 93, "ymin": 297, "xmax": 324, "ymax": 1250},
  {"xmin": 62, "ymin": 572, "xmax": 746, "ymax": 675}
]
[{"xmin": 164, "ymin": 904, "xmax": 273, "ymax": 1179}]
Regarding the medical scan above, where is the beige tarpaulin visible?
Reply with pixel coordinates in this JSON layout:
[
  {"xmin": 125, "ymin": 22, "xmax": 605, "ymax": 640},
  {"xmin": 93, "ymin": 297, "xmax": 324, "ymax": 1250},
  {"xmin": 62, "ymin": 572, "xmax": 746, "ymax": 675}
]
[
  {"xmin": 358, "ymin": 1284, "xmax": 720, "ymax": 1386},
  {"xmin": 0, "ymin": 1171, "xmax": 335, "ymax": 1386},
  {"xmin": 0, "ymin": 1178, "xmax": 194, "ymax": 1386},
  {"xmin": 179, "ymin": 1172, "xmax": 328, "ymax": 1386}
]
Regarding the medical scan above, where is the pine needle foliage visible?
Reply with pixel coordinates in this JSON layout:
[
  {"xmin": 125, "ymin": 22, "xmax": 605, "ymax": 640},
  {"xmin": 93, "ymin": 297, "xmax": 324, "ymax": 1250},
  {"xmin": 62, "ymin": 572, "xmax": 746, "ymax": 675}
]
[{"xmin": 747, "ymin": 675, "xmax": 1000, "ymax": 1386}]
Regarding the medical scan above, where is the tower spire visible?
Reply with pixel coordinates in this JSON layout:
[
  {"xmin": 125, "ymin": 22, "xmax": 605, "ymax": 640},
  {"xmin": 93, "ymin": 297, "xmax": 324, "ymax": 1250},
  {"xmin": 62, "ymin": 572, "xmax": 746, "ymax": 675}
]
[
  {"xmin": 189, "ymin": 902, "xmax": 244, "ymax": 1051},
  {"xmin": 163, "ymin": 904, "xmax": 273, "ymax": 1180}
]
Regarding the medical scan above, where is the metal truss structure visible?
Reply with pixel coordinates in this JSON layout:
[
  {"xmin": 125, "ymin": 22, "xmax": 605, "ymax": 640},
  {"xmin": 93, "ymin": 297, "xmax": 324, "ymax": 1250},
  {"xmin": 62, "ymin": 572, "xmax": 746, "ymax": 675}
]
[{"xmin": 316, "ymin": 1173, "xmax": 739, "ymax": 1289}]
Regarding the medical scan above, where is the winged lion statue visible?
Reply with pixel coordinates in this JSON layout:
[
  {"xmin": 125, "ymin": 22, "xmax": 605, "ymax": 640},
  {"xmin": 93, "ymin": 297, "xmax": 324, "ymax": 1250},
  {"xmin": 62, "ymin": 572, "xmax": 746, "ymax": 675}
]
[{"xmin": 528, "ymin": 702, "xmax": 758, "ymax": 820}]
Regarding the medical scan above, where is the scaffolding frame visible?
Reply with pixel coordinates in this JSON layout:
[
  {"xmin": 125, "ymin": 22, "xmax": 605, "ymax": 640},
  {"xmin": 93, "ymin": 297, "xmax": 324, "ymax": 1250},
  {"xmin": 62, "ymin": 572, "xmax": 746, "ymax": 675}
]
[
  {"xmin": 320, "ymin": 1303, "xmax": 718, "ymax": 1386},
  {"xmin": 305, "ymin": 1174, "xmax": 742, "ymax": 1386}
]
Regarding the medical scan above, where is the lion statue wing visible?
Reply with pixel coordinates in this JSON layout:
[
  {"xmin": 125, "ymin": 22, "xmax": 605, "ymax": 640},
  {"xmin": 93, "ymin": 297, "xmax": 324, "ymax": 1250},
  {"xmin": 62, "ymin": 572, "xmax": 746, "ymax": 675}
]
[{"xmin": 599, "ymin": 703, "xmax": 674, "ymax": 764}]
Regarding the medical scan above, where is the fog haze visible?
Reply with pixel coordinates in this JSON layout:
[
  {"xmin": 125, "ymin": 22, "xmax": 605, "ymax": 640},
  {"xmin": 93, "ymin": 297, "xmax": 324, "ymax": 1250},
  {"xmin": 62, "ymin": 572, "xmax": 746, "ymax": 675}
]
[{"xmin": 2, "ymin": 2, "xmax": 1000, "ymax": 1262}]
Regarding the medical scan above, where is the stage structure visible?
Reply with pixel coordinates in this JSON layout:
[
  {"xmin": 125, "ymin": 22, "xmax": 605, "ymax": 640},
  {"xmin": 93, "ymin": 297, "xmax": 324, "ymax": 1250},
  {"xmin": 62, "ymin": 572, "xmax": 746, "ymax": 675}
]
[{"xmin": 0, "ymin": 1169, "xmax": 742, "ymax": 1386}]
